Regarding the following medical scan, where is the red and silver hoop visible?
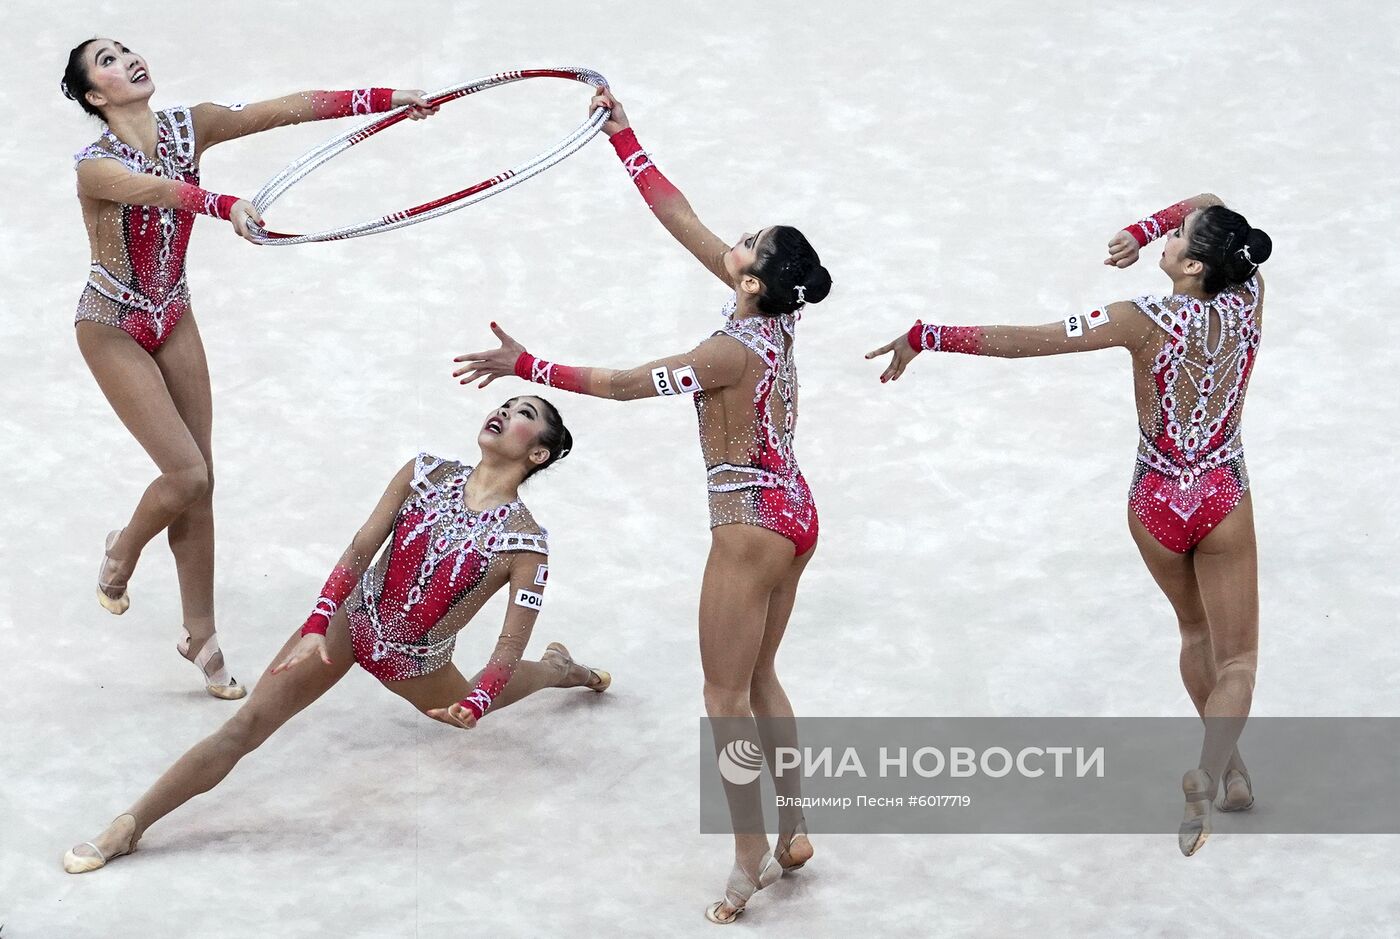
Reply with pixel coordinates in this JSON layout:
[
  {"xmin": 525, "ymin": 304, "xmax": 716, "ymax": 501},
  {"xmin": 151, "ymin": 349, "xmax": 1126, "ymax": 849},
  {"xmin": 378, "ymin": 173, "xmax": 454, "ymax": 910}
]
[{"xmin": 248, "ymin": 67, "xmax": 609, "ymax": 245}]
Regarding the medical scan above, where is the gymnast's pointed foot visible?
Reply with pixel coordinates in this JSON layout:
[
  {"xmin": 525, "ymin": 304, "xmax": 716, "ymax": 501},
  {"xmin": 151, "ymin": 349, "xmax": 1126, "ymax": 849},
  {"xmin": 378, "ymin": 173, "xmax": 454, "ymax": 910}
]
[
  {"xmin": 63, "ymin": 813, "xmax": 138, "ymax": 874},
  {"xmin": 542, "ymin": 641, "xmax": 610, "ymax": 692},
  {"xmin": 705, "ymin": 850, "xmax": 782, "ymax": 924},
  {"xmin": 178, "ymin": 628, "xmax": 247, "ymax": 700},
  {"xmin": 96, "ymin": 529, "xmax": 131, "ymax": 615},
  {"xmin": 775, "ymin": 818, "xmax": 814, "ymax": 872},
  {"xmin": 1217, "ymin": 767, "xmax": 1255, "ymax": 812},
  {"xmin": 1179, "ymin": 768, "xmax": 1214, "ymax": 857}
]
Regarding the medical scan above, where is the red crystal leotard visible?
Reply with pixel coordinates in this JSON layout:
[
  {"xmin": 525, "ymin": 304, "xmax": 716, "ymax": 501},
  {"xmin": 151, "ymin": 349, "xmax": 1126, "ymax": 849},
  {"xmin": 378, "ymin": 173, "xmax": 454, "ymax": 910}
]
[
  {"xmin": 1126, "ymin": 276, "xmax": 1262, "ymax": 552},
  {"xmin": 343, "ymin": 452, "xmax": 549, "ymax": 682},
  {"xmin": 701, "ymin": 297, "xmax": 818, "ymax": 555}
]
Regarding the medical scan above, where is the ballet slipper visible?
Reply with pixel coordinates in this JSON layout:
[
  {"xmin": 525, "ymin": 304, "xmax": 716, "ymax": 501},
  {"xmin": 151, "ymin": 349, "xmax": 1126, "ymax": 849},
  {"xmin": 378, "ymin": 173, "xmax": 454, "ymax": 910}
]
[
  {"xmin": 63, "ymin": 814, "xmax": 137, "ymax": 874},
  {"xmin": 178, "ymin": 629, "xmax": 246, "ymax": 700},
  {"xmin": 1179, "ymin": 768, "xmax": 1214, "ymax": 857},
  {"xmin": 543, "ymin": 641, "xmax": 610, "ymax": 693},
  {"xmin": 96, "ymin": 529, "xmax": 130, "ymax": 615},
  {"xmin": 775, "ymin": 819, "xmax": 813, "ymax": 872},
  {"xmin": 705, "ymin": 852, "xmax": 782, "ymax": 925},
  {"xmin": 1217, "ymin": 767, "xmax": 1255, "ymax": 812}
]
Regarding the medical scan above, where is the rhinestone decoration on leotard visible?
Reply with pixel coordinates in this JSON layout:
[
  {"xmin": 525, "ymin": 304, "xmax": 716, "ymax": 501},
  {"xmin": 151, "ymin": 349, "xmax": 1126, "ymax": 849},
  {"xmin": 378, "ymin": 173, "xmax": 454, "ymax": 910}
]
[
  {"xmin": 695, "ymin": 296, "xmax": 817, "ymax": 552},
  {"xmin": 73, "ymin": 107, "xmax": 200, "ymax": 350},
  {"xmin": 346, "ymin": 453, "xmax": 548, "ymax": 681},
  {"xmin": 1128, "ymin": 276, "xmax": 1261, "ymax": 548}
]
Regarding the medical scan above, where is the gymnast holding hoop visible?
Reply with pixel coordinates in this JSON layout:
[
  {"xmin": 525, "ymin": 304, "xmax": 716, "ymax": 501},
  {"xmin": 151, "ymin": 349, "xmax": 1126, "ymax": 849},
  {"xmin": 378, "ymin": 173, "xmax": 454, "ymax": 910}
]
[
  {"xmin": 62, "ymin": 37, "xmax": 436, "ymax": 699},
  {"xmin": 867, "ymin": 195, "xmax": 1272, "ymax": 856},
  {"xmin": 64, "ymin": 395, "xmax": 610, "ymax": 873},
  {"xmin": 454, "ymin": 87, "xmax": 832, "ymax": 924}
]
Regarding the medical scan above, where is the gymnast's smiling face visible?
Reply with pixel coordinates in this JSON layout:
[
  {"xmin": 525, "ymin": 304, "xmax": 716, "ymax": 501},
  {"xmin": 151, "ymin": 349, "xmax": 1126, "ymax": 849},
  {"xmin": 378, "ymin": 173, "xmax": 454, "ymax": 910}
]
[
  {"xmin": 477, "ymin": 397, "xmax": 552, "ymax": 473},
  {"xmin": 82, "ymin": 39, "xmax": 155, "ymax": 113}
]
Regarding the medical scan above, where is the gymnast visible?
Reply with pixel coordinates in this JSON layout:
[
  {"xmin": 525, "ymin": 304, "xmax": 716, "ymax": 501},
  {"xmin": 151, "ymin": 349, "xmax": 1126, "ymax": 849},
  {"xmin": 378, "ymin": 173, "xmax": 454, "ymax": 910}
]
[
  {"xmin": 63, "ymin": 36, "xmax": 436, "ymax": 697},
  {"xmin": 868, "ymin": 195, "xmax": 1271, "ymax": 856},
  {"xmin": 453, "ymin": 87, "xmax": 831, "ymax": 923},
  {"xmin": 64, "ymin": 396, "xmax": 609, "ymax": 873}
]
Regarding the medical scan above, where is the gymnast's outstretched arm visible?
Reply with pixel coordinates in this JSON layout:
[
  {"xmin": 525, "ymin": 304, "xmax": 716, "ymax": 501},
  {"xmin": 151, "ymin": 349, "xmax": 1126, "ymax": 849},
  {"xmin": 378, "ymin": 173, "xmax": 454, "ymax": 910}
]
[
  {"xmin": 427, "ymin": 551, "xmax": 547, "ymax": 729},
  {"xmin": 191, "ymin": 88, "xmax": 437, "ymax": 153},
  {"xmin": 589, "ymin": 87, "xmax": 733, "ymax": 286},
  {"xmin": 453, "ymin": 323, "xmax": 748, "ymax": 401},
  {"xmin": 271, "ymin": 457, "xmax": 416, "ymax": 674},
  {"xmin": 866, "ymin": 301, "xmax": 1159, "ymax": 382}
]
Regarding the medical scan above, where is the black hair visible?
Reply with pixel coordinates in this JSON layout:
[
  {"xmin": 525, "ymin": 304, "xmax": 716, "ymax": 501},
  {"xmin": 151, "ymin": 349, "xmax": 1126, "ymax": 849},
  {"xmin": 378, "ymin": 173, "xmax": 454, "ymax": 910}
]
[
  {"xmin": 748, "ymin": 226, "xmax": 832, "ymax": 317},
  {"xmin": 1185, "ymin": 205, "xmax": 1272, "ymax": 295},
  {"xmin": 62, "ymin": 38, "xmax": 105, "ymax": 119},
  {"xmin": 522, "ymin": 396, "xmax": 572, "ymax": 480}
]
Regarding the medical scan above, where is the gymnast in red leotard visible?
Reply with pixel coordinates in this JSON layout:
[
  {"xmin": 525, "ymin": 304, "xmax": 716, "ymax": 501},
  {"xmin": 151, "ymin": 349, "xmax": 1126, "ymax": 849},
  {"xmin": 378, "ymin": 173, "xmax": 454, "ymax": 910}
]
[
  {"xmin": 61, "ymin": 37, "xmax": 436, "ymax": 699},
  {"xmin": 63, "ymin": 397, "xmax": 610, "ymax": 874},
  {"xmin": 867, "ymin": 194, "xmax": 1272, "ymax": 858},
  {"xmin": 453, "ymin": 88, "xmax": 831, "ymax": 924}
]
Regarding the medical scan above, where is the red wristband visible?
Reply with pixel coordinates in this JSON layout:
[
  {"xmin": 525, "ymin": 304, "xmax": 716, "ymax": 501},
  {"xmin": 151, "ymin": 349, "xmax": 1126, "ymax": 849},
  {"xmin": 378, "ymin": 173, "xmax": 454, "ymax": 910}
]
[
  {"xmin": 301, "ymin": 565, "xmax": 358, "ymax": 636},
  {"xmin": 457, "ymin": 662, "xmax": 513, "ymax": 720},
  {"xmin": 311, "ymin": 88, "xmax": 396, "ymax": 119},
  {"xmin": 176, "ymin": 185, "xmax": 241, "ymax": 220},
  {"xmin": 907, "ymin": 321, "xmax": 983, "ymax": 355},
  {"xmin": 1125, "ymin": 200, "xmax": 1193, "ymax": 247},
  {"xmin": 608, "ymin": 127, "xmax": 679, "ymax": 207},
  {"xmin": 514, "ymin": 351, "xmax": 587, "ymax": 394}
]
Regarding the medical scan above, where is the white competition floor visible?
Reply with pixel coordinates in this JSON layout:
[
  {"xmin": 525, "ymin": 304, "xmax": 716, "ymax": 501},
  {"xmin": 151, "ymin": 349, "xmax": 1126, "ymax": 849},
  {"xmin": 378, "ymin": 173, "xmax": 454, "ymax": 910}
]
[{"xmin": 3, "ymin": 1, "xmax": 1398, "ymax": 935}]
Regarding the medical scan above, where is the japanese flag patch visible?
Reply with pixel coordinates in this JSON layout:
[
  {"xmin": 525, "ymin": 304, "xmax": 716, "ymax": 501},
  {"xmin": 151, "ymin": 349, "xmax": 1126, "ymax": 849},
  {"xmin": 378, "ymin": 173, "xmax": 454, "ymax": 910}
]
[
  {"xmin": 534, "ymin": 564, "xmax": 549, "ymax": 587},
  {"xmin": 673, "ymin": 366, "xmax": 701, "ymax": 394},
  {"xmin": 1085, "ymin": 308, "xmax": 1110, "ymax": 330}
]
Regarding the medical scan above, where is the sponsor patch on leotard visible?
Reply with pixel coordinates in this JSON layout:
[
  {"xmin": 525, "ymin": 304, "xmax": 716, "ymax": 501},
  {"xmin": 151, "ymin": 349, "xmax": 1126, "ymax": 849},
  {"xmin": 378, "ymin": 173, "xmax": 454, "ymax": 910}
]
[
  {"xmin": 211, "ymin": 101, "xmax": 248, "ymax": 111},
  {"xmin": 1064, "ymin": 314, "xmax": 1085, "ymax": 338},
  {"xmin": 514, "ymin": 588, "xmax": 545, "ymax": 611},
  {"xmin": 534, "ymin": 564, "xmax": 549, "ymax": 586},
  {"xmin": 673, "ymin": 365, "xmax": 701, "ymax": 394},
  {"xmin": 1086, "ymin": 308, "xmax": 1110, "ymax": 329},
  {"xmin": 651, "ymin": 366, "xmax": 679, "ymax": 396}
]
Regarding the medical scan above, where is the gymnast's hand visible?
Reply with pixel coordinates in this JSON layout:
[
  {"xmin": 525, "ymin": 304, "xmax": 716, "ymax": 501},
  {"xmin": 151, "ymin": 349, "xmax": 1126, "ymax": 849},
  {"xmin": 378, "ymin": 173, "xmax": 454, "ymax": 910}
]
[
  {"xmin": 452, "ymin": 322, "xmax": 527, "ymax": 389},
  {"xmin": 229, "ymin": 199, "xmax": 265, "ymax": 243},
  {"xmin": 426, "ymin": 702, "xmax": 478, "ymax": 730},
  {"xmin": 590, "ymin": 86, "xmax": 629, "ymax": 137},
  {"xmin": 270, "ymin": 633, "xmax": 332, "ymax": 675},
  {"xmin": 393, "ymin": 89, "xmax": 440, "ymax": 121},
  {"xmin": 1105, "ymin": 229, "xmax": 1140, "ymax": 268},
  {"xmin": 866, "ymin": 331, "xmax": 921, "ymax": 383}
]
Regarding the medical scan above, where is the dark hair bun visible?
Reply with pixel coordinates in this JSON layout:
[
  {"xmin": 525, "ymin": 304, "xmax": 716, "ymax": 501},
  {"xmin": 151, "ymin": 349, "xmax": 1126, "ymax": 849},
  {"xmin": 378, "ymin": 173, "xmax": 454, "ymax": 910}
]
[
  {"xmin": 750, "ymin": 226, "xmax": 831, "ymax": 316},
  {"xmin": 1243, "ymin": 228, "xmax": 1272, "ymax": 267},
  {"xmin": 1187, "ymin": 205, "xmax": 1270, "ymax": 293}
]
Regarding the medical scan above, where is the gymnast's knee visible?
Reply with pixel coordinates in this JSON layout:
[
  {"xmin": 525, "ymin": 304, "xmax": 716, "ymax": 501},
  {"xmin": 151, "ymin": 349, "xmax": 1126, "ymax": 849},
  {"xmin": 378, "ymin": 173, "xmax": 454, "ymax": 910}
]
[
  {"xmin": 162, "ymin": 463, "xmax": 212, "ymax": 508},
  {"xmin": 1213, "ymin": 657, "xmax": 1257, "ymax": 693},
  {"xmin": 704, "ymin": 681, "xmax": 752, "ymax": 718},
  {"xmin": 221, "ymin": 709, "xmax": 278, "ymax": 754}
]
